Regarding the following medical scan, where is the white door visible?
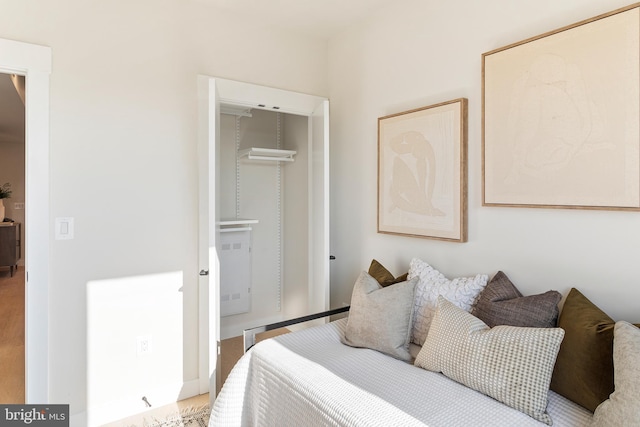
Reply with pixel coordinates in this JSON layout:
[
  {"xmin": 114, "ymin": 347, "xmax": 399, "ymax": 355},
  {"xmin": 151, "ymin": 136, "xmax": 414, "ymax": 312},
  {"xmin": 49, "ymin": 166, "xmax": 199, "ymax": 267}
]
[
  {"xmin": 197, "ymin": 76, "xmax": 221, "ymax": 401},
  {"xmin": 309, "ymin": 100, "xmax": 330, "ymax": 314},
  {"xmin": 197, "ymin": 77, "xmax": 329, "ymax": 400}
]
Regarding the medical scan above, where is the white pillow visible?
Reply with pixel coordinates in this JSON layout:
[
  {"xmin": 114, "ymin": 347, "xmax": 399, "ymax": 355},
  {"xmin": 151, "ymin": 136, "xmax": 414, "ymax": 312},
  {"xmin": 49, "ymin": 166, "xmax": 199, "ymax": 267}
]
[
  {"xmin": 408, "ymin": 258, "xmax": 488, "ymax": 345},
  {"xmin": 415, "ymin": 297, "xmax": 564, "ymax": 425},
  {"xmin": 591, "ymin": 321, "xmax": 640, "ymax": 427}
]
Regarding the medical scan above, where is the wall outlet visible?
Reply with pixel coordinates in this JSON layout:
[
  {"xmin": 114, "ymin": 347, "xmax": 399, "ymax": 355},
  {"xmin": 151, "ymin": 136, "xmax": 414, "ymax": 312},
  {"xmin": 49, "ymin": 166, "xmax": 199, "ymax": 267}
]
[
  {"xmin": 137, "ymin": 335, "xmax": 153, "ymax": 356},
  {"xmin": 14, "ymin": 202, "xmax": 24, "ymax": 210}
]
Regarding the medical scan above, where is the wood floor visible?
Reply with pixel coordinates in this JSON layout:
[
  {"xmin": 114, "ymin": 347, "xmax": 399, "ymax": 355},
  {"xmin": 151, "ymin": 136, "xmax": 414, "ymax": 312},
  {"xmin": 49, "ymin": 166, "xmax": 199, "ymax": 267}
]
[{"xmin": 0, "ymin": 266, "xmax": 25, "ymax": 404}]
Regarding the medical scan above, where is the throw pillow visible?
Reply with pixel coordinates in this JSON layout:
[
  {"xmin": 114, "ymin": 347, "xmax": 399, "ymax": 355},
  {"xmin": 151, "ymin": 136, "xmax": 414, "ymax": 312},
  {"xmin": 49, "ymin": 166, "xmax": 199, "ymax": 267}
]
[
  {"xmin": 471, "ymin": 271, "xmax": 561, "ymax": 328},
  {"xmin": 408, "ymin": 258, "xmax": 488, "ymax": 345},
  {"xmin": 591, "ymin": 321, "xmax": 640, "ymax": 427},
  {"xmin": 415, "ymin": 297, "xmax": 564, "ymax": 425},
  {"xmin": 550, "ymin": 288, "xmax": 640, "ymax": 412},
  {"xmin": 342, "ymin": 271, "xmax": 418, "ymax": 361},
  {"xmin": 368, "ymin": 259, "xmax": 408, "ymax": 287}
]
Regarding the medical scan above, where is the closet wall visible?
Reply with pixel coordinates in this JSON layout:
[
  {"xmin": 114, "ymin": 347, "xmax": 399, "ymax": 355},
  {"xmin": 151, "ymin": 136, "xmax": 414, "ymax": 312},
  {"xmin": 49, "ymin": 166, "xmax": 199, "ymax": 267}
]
[{"xmin": 220, "ymin": 109, "xmax": 310, "ymax": 338}]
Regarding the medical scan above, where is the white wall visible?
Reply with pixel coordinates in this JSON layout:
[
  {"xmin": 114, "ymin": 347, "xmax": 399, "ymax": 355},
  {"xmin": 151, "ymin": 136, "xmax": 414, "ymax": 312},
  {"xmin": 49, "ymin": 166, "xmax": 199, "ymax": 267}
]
[
  {"xmin": 328, "ymin": 0, "xmax": 640, "ymax": 322},
  {"xmin": 0, "ymin": 0, "xmax": 327, "ymax": 423}
]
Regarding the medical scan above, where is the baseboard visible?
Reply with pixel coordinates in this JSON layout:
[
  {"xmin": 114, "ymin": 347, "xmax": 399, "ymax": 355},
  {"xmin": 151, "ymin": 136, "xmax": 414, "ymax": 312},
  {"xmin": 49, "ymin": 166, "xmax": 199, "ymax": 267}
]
[{"xmin": 84, "ymin": 378, "xmax": 201, "ymax": 427}]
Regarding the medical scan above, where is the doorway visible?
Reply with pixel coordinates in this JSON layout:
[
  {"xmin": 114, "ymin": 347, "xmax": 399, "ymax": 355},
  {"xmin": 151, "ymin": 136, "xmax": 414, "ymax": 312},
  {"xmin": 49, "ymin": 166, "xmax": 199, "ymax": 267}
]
[
  {"xmin": 0, "ymin": 38, "xmax": 51, "ymax": 404},
  {"xmin": 0, "ymin": 72, "xmax": 26, "ymax": 403},
  {"xmin": 197, "ymin": 76, "xmax": 330, "ymax": 400}
]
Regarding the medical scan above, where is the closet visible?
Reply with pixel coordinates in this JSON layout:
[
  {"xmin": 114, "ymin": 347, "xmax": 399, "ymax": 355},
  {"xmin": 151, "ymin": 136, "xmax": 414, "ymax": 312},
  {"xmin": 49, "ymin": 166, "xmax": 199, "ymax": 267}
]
[{"xmin": 219, "ymin": 107, "xmax": 312, "ymax": 339}]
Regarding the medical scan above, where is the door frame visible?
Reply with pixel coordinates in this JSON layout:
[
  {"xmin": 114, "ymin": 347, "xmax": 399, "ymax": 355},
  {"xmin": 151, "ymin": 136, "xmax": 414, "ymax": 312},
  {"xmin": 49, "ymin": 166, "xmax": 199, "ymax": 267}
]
[
  {"xmin": 197, "ymin": 76, "xmax": 329, "ymax": 399},
  {"xmin": 0, "ymin": 38, "xmax": 52, "ymax": 403}
]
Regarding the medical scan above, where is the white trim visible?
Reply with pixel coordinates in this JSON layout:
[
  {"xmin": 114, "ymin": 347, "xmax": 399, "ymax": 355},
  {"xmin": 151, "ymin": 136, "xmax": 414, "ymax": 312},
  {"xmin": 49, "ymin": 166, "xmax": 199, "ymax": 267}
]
[{"xmin": 0, "ymin": 38, "xmax": 51, "ymax": 404}]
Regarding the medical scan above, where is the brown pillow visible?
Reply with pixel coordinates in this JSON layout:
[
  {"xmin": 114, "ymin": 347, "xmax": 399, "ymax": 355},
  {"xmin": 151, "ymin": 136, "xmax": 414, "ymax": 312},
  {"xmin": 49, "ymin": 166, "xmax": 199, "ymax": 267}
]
[
  {"xmin": 471, "ymin": 271, "xmax": 561, "ymax": 328},
  {"xmin": 550, "ymin": 288, "xmax": 640, "ymax": 412},
  {"xmin": 368, "ymin": 259, "xmax": 408, "ymax": 287}
]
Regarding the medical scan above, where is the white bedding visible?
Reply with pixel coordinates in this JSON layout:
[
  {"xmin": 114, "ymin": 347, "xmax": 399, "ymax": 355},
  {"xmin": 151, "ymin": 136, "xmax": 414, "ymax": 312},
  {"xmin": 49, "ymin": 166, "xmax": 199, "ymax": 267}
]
[{"xmin": 210, "ymin": 319, "xmax": 593, "ymax": 427}]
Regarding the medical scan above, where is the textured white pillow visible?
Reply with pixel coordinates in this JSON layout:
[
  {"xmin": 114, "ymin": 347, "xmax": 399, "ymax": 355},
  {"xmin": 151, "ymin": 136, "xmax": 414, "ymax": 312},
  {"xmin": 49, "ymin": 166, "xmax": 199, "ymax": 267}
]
[
  {"xmin": 415, "ymin": 297, "xmax": 564, "ymax": 425},
  {"xmin": 342, "ymin": 271, "xmax": 418, "ymax": 361},
  {"xmin": 408, "ymin": 258, "xmax": 488, "ymax": 345},
  {"xmin": 591, "ymin": 321, "xmax": 640, "ymax": 427}
]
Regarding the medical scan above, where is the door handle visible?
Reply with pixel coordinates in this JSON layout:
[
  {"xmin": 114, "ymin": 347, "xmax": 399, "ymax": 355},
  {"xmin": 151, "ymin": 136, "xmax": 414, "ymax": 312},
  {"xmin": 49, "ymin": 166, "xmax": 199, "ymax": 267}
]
[{"xmin": 199, "ymin": 269, "xmax": 209, "ymax": 276}]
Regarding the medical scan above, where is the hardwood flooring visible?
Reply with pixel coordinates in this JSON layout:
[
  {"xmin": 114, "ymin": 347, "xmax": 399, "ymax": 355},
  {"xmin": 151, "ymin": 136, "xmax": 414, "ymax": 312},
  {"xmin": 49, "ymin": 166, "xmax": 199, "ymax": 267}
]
[{"xmin": 0, "ymin": 266, "xmax": 25, "ymax": 404}]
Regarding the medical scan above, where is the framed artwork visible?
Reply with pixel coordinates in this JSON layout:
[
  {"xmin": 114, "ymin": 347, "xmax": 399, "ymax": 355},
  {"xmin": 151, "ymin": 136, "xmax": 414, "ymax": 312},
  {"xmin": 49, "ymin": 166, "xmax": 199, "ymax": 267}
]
[
  {"xmin": 483, "ymin": 4, "xmax": 640, "ymax": 210},
  {"xmin": 378, "ymin": 98, "xmax": 467, "ymax": 242}
]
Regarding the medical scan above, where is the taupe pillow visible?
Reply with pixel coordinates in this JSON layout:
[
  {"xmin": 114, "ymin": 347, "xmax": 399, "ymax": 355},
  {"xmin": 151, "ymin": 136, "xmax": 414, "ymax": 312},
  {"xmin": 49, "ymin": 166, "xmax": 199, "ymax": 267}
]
[
  {"xmin": 416, "ymin": 297, "xmax": 564, "ymax": 425},
  {"xmin": 550, "ymin": 288, "xmax": 640, "ymax": 412},
  {"xmin": 342, "ymin": 271, "xmax": 417, "ymax": 361},
  {"xmin": 591, "ymin": 321, "xmax": 640, "ymax": 427},
  {"xmin": 472, "ymin": 271, "xmax": 561, "ymax": 328},
  {"xmin": 368, "ymin": 259, "xmax": 408, "ymax": 287}
]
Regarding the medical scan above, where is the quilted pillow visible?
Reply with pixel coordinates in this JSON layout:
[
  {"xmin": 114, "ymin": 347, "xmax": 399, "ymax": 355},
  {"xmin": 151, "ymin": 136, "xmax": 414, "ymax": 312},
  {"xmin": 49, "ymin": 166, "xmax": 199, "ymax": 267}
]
[
  {"xmin": 342, "ymin": 271, "xmax": 418, "ymax": 361},
  {"xmin": 368, "ymin": 259, "xmax": 408, "ymax": 287},
  {"xmin": 591, "ymin": 321, "xmax": 640, "ymax": 427},
  {"xmin": 415, "ymin": 297, "xmax": 564, "ymax": 425},
  {"xmin": 408, "ymin": 258, "xmax": 488, "ymax": 345},
  {"xmin": 550, "ymin": 288, "xmax": 640, "ymax": 412},
  {"xmin": 471, "ymin": 271, "xmax": 561, "ymax": 328}
]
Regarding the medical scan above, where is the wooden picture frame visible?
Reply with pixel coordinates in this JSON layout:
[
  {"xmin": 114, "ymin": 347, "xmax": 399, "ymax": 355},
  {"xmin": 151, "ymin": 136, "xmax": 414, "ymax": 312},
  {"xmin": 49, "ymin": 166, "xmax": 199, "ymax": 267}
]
[
  {"xmin": 378, "ymin": 98, "xmax": 467, "ymax": 242},
  {"xmin": 483, "ymin": 4, "xmax": 640, "ymax": 210}
]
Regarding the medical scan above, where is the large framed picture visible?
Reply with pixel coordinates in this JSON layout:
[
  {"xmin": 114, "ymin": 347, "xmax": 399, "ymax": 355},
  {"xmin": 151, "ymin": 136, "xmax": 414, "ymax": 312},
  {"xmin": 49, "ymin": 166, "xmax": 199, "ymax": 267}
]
[
  {"xmin": 483, "ymin": 4, "xmax": 640, "ymax": 210},
  {"xmin": 378, "ymin": 98, "xmax": 467, "ymax": 242}
]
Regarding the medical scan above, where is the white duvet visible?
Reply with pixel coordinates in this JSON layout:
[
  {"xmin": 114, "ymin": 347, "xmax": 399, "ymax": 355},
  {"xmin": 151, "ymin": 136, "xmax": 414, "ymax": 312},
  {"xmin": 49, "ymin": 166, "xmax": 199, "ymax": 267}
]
[{"xmin": 210, "ymin": 319, "xmax": 593, "ymax": 427}]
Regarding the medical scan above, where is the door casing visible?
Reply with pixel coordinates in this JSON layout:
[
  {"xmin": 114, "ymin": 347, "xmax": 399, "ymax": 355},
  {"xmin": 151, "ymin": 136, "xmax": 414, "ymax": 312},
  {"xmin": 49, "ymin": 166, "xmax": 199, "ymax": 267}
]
[{"xmin": 197, "ymin": 76, "xmax": 330, "ymax": 400}]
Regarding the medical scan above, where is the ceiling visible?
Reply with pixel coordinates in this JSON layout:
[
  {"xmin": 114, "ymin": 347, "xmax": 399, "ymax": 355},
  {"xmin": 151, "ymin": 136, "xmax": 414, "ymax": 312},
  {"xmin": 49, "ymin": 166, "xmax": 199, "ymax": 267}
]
[
  {"xmin": 0, "ymin": 74, "xmax": 25, "ymax": 145},
  {"xmin": 201, "ymin": 0, "xmax": 396, "ymax": 40}
]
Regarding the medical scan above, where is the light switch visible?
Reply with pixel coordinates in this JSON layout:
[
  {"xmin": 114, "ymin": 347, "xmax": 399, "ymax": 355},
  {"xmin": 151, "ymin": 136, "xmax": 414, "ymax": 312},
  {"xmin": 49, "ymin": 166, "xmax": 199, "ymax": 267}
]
[{"xmin": 55, "ymin": 217, "xmax": 74, "ymax": 240}]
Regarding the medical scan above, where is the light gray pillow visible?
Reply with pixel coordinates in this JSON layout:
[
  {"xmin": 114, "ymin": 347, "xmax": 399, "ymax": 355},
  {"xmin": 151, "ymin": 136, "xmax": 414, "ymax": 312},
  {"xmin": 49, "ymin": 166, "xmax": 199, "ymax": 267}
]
[
  {"xmin": 342, "ymin": 271, "xmax": 418, "ymax": 361},
  {"xmin": 591, "ymin": 321, "xmax": 640, "ymax": 427},
  {"xmin": 415, "ymin": 297, "xmax": 564, "ymax": 425}
]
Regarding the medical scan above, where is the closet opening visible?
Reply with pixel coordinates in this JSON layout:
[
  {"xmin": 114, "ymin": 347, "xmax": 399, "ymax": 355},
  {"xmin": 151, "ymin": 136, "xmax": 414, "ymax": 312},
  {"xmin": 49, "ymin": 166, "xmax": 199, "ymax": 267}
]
[{"xmin": 219, "ymin": 106, "xmax": 310, "ymax": 339}]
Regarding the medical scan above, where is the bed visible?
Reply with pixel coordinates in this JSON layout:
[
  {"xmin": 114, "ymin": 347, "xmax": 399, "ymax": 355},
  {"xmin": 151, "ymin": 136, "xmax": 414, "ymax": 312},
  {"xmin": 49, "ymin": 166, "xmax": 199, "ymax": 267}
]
[
  {"xmin": 210, "ymin": 259, "xmax": 638, "ymax": 426},
  {"xmin": 210, "ymin": 318, "xmax": 593, "ymax": 427}
]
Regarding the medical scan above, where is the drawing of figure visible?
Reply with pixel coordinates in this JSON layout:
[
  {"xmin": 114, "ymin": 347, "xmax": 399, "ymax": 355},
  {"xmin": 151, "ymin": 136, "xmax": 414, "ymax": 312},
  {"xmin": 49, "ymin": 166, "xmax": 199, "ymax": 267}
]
[
  {"xmin": 388, "ymin": 131, "xmax": 444, "ymax": 216},
  {"xmin": 506, "ymin": 53, "xmax": 610, "ymax": 184}
]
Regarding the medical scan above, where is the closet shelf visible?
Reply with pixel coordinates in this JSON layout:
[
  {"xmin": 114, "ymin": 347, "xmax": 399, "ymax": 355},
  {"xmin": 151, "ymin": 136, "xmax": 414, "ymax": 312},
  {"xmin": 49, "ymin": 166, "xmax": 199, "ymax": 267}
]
[
  {"xmin": 239, "ymin": 147, "xmax": 296, "ymax": 162},
  {"xmin": 220, "ymin": 218, "xmax": 259, "ymax": 226}
]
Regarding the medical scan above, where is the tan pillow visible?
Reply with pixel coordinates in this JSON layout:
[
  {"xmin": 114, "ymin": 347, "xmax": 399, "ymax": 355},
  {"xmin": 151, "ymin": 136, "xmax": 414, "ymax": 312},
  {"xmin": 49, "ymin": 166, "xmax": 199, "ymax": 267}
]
[
  {"xmin": 415, "ymin": 297, "xmax": 564, "ymax": 425},
  {"xmin": 591, "ymin": 321, "xmax": 640, "ymax": 427},
  {"xmin": 342, "ymin": 271, "xmax": 418, "ymax": 361}
]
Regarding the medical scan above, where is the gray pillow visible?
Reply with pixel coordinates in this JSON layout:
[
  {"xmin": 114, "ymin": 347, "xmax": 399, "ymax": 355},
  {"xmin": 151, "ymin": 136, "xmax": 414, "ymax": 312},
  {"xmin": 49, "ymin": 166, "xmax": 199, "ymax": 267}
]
[
  {"xmin": 472, "ymin": 271, "xmax": 561, "ymax": 328},
  {"xmin": 342, "ymin": 271, "xmax": 418, "ymax": 361},
  {"xmin": 415, "ymin": 297, "xmax": 565, "ymax": 425}
]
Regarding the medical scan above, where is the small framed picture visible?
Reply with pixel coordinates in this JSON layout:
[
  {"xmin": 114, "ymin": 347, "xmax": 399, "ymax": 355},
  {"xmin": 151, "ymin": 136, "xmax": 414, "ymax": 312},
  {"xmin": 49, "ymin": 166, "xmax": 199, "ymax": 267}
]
[{"xmin": 378, "ymin": 98, "xmax": 467, "ymax": 242}]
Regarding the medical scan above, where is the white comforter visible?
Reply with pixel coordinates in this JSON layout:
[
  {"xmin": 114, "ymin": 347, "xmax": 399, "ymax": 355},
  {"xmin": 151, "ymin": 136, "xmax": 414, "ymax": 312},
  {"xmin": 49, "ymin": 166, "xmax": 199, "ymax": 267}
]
[{"xmin": 210, "ymin": 319, "xmax": 593, "ymax": 427}]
